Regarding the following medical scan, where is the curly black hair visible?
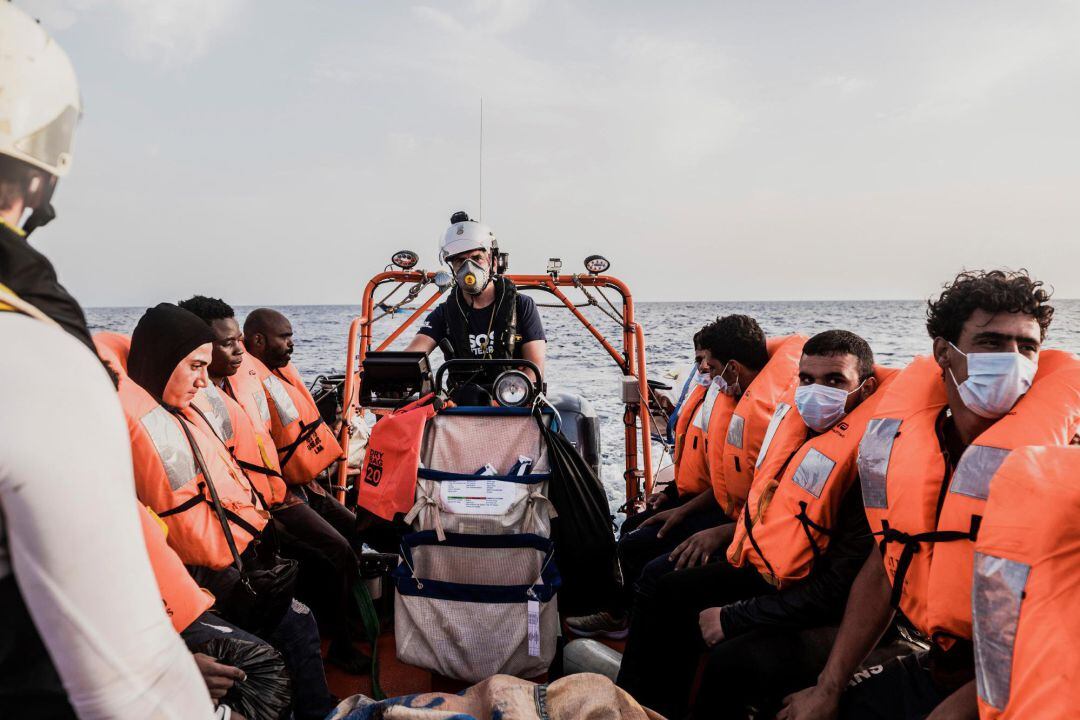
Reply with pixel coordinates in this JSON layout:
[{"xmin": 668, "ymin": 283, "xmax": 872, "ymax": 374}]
[
  {"xmin": 926, "ymin": 269, "xmax": 1053, "ymax": 343},
  {"xmin": 699, "ymin": 314, "xmax": 769, "ymax": 371},
  {"xmin": 177, "ymin": 295, "xmax": 235, "ymax": 324},
  {"xmin": 803, "ymin": 329, "xmax": 875, "ymax": 380}
]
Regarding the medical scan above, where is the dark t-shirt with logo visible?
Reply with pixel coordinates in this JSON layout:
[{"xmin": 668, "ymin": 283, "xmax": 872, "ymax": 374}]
[{"xmin": 418, "ymin": 293, "xmax": 546, "ymax": 357}]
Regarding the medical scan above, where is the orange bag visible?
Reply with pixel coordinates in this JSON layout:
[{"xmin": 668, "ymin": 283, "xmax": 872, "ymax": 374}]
[{"xmin": 357, "ymin": 395, "xmax": 437, "ymax": 521}]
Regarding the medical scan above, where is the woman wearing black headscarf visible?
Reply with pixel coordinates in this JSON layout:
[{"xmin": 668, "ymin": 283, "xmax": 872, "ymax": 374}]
[{"xmin": 125, "ymin": 303, "xmax": 336, "ymax": 720}]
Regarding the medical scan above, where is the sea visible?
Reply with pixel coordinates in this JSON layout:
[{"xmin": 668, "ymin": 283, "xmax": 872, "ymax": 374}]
[{"xmin": 87, "ymin": 299, "xmax": 1080, "ymax": 520}]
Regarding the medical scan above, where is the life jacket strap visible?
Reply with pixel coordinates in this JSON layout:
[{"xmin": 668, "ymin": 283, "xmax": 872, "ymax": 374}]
[
  {"xmin": 277, "ymin": 417, "xmax": 326, "ymax": 469},
  {"xmin": 236, "ymin": 458, "xmax": 284, "ymax": 481},
  {"xmin": 742, "ymin": 500, "xmax": 781, "ymax": 584},
  {"xmin": 158, "ymin": 483, "xmax": 208, "ymax": 518},
  {"xmin": 794, "ymin": 500, "xmax": 834, "ymax": 564},
  {"xmin": 875, "ymin": 515, "xmax": 982, "ymax": 609}
]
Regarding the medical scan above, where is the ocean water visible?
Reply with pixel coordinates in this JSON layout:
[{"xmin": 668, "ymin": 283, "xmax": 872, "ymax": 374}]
[{"xmin": 87, "ymin": 298, "xmax": 1080, "ymax": 517}]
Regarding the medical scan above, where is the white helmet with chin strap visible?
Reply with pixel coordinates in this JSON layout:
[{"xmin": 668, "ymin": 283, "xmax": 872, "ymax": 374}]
[
  {"xmin": 0, "ymin": 2, "xmax": 81, "ymax": 231},
  {"xmin": 439, "ymin": 211, "xmax": 497, "ymax": 264}
]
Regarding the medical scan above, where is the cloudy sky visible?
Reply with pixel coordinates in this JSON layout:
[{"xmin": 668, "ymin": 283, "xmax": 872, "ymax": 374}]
[{"xmin": 22, "ymin": 0, "xmax": 1080, "ymax": 305}]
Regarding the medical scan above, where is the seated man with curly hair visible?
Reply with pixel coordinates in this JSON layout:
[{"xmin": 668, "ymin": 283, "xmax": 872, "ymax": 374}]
[{"xmin": 780, "ymin": 269, "xmax": 1073, "ymax": 720}]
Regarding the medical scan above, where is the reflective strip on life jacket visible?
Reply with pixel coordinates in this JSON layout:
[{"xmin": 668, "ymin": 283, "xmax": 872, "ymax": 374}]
[
  {"xmin": 140, "ymin": 405, "xmax": 199, "ymax": 491},
  {"xmin": 857, "ymin": 417, "xmax": 902, "ymax": 510},
  {"xmin": 263, "ymin": 374, "xmax": 300, "ymax": 427},
  {"xmin": 973, "ymin": 552, "xmax": 1029, "ymax": 714},
  {"xmin": 253, "ymin": 387, "xmax": 271, "ymax": 425},
  {"xmin": 790, "ymin": 448, "xmax": 835, "ymax": 498},
  {"xmin": 726, "ymin": 414, "xmax": 744, "ymax": 449},
  {"xmin": 696, "ymin": 381, "xmax": 722, "ymax": 433},
  {"xmin": 948, "ymin": 445, "xmax": 1010, "ymax": 500},
  {"xmin": 755, "ymin": 402, "xmax": 793, "ymax": 470},
  {"xmin": 199, "ymin": 384, "xmax": 235, "ymax": 445}
]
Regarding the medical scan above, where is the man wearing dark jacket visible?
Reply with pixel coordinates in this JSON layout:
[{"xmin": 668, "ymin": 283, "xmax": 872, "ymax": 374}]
[
  {"xmin": 405, "ymin": 212, "xmax": 546, "ymax": 386},
  {"xmin": 617, "ymin": 330, "xmax": 879, "ymax": 719}
]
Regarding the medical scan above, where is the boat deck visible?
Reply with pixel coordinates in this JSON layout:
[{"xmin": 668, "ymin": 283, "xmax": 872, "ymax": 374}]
[{"xmin": 323, "ymin": 626, "xmax": 627, "ymax": 701}]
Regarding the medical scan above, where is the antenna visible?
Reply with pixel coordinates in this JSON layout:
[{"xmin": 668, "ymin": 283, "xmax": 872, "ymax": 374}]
[{"xmin": 478, "ymin": 97, "xmax": 484, "ymax": 220}]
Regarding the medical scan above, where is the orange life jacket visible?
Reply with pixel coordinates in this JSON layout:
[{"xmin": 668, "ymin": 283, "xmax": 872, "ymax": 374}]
[
  {"xmin": 92, "ymin": 334, "xmax": 218, "ymax": 630},
  {"xmin": 712, "ymin": 335, "xmax": 806, "ymax": 517},
  {"xmin": 673, "ymin": 384, "xmax": 710, "ymax": 496},
  {"xmin": 194, "ymin": 382, "xmax": 287, "ymax": 506},
  {"xmin": 858, "ymin": 350, "xmax": 1080, "ymax": 640},
  {"xmin": 250, "ymin": 356, "xmax": 343, "ymax": 485},
  {"xmin": 93, "ymin": 331, "xmax": 131, "ymax": 371},
  {"xmin": 120, "ymin": 380, "xmax": 269, "ymax": 569},
  {"xmin": 972, "ymin": 445, "xmax": 1080, "ymax": 720},
  {"xmin": 226, "ymin": 351, "xmax": 275, "ymax": 436},
  {"xmin": 137, "ymin": 504, "xmax": 214, "ymax": 633},
  {"xmin": 728, "ymin": 367, "xmax": 898, "ymax": 586}
]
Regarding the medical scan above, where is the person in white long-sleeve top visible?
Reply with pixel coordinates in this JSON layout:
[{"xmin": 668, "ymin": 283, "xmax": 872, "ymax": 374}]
[{"xmin": 0, "ymin": 4, "xmax": 215, "ymax": 718}]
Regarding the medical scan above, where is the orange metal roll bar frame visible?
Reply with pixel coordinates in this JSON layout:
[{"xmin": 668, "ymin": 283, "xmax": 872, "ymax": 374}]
[{"xmin": 335, "ymin": 271, "xmax": 654, "ymax": 513}]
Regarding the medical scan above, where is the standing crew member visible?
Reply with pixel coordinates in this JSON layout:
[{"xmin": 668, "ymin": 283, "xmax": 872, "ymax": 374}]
[
  {"xmin": 0, "ymin": 6, "xmax": 212, "ymax": 717},
  {"xmin": 405, "ymin": 211, "xmax": 547, "ymax": 386},
  {"xmin": 780, "ymin": 269, "xmax": 1080, "ymax": 720}
]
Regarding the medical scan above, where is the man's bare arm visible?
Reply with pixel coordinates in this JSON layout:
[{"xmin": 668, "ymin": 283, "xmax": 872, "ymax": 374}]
[
  {"xmin": 521, "ymin": 339, "xmax": 546, "ymax": 383},
  {"xmin": 405, "ymin": 334, "xmax": 437, "ymax": 353}
]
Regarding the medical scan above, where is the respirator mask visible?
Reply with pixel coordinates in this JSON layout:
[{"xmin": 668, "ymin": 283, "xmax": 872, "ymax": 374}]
[{"xmin": 455, "ymin": 259, "xmax": 490, "ymax": 296}]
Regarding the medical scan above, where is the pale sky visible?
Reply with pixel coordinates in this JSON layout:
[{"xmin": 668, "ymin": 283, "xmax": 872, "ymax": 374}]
[{"xmin": 21, "ymin": 0, "xmax": 1080, "ymax": 305}]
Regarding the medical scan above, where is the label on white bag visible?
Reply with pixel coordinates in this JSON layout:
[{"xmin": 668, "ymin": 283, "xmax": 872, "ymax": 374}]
[
  {"xmin": 441, "ymin": 479, "xmax": 522, "ymax": 515},
  {"xmin": 527, "ymin": 599, "xmax": 541, "ymax": 657}
]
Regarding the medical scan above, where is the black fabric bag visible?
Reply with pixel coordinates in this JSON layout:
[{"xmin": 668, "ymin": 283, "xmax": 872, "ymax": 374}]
[
  {"xmin": 216, "ymin": 546, "xmax": 299, "ymax": 639},
  {"xmin": 192, "ymin": 637, "xmax": 292, "ymax": 720},
  {"xmin": 535, "ymin": 411, "xmax": 622, "ymax": 614},
  {"xmin": 176, "ymin": 412, "xmax": 299, "ymax": 637}
]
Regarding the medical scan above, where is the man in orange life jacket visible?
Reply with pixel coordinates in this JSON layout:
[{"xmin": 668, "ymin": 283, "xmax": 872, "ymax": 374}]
[
  {"xmin": 180, "ymin": 297, "xmax": 370, "ymax": 675},
  {"xmin": 566, "ymin": 325, "xmax": 716, "ymax": 638},
  {"xmin": 617, "ymin": 330, "xmax": 880, "ymax": 719},
  {"xmin": 571, "ymin": 314, "xmax": 785, "ymax": 639},
  {"xmin": 643, "ymin": 330, "xmax": 711, "ymax": 513},
  {"xmin": 780, "ymin": 270, "xmax": 1065, "ymax": 720}
]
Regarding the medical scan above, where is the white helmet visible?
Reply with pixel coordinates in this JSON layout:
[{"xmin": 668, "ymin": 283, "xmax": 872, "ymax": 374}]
[
  {"xmin": 439, "ymin": 218, "xmax": 497, "ymax": 264},
  {"xmin": 0, "ymin": 3, "xmax": 82, "ymax": 178}
]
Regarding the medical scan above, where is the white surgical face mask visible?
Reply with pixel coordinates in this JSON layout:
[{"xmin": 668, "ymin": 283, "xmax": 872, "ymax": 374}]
[
  {"xmin": 794, "ymin": 381, "xmax": 864, "ymax": 433},
  {"xmin": 948, "ymin": 342, "xmax": 1037, "ymax": 419},
  {"xmin": 713, "ymin": 361, "xmax": 740, "ymax": 397},
  {"xmin": 694, "ymin": 366, "xmax": 711, "ymax": 387},
  {"xmin": 455, "ymin": 258, "xmax": 489, "ymax": 296}
]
